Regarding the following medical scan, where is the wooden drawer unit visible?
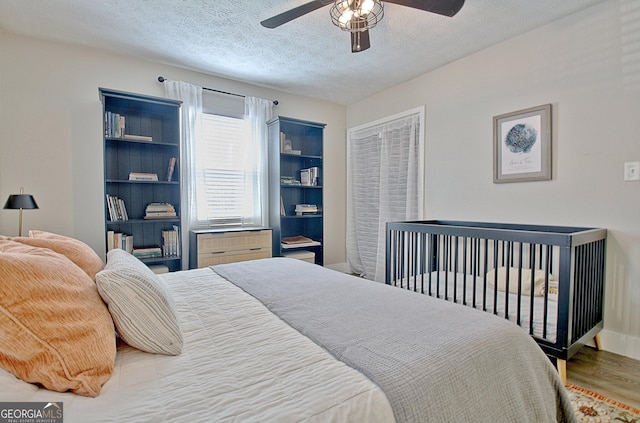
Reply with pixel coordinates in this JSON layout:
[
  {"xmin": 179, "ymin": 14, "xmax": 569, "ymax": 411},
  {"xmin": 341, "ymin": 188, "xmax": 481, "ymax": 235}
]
[{"xmin": 190, "ymin": 228, "xmax": 272, "ymax": 268}]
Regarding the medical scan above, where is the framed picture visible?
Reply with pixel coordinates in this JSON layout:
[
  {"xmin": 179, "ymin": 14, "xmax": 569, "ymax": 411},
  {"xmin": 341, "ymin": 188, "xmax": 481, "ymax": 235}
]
[{"xmin": 493, "ymin": 104, "xmax": 551, "ymax": 183}]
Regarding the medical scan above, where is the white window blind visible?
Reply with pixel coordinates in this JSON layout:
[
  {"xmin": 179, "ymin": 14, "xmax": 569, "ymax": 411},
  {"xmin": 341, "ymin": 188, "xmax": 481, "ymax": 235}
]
[{"xmin": 194, "ymin": 113, "xmax": 259, "ymax": 226}]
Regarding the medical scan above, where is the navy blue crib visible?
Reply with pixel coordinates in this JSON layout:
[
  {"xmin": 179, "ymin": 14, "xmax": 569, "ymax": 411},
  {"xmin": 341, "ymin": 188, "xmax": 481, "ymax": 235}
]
[{"xmin": 385, "ymin": 220, "xmax": 606, "ymax": 384}]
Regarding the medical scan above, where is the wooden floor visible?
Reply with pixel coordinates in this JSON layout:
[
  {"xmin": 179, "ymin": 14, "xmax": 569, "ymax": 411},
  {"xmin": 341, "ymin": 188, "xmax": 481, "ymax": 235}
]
[{"xmin": 567, "ymin": 346, "xmax": 640, "ymax": 410}]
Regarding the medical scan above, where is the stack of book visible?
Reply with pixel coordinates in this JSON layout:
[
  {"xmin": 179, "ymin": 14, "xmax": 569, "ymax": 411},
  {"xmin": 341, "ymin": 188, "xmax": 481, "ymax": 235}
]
[
  {"xmin": 129, "ymin": 172, "xmax": 158, "ymax": 181},
  {"xmin": 295, "ymin": 204, "xmax": 319, "ymax": 215},
  {"xmin": 281, "ymin": 235, "xmax": 313, "ymax": 245},
  {"xmin": 162, "ymin": 225, "xmax": 180, "ymax": 257},
  {"xmin": 106, "ymin": 195, "xmax": 128, "ymax": 221},
  {"xmin": 132, "ymin": 246, "xmax": 162, "ymax": 259},
  {"xmin": 144, "ymin": 203, "xmax": 177, "ymax": 219},
  {"xmin": 281, "ymin": 176, "xmax": 301, "ymax": 185},
  {"xmin": 281, "ymin": 235, "xmax": 321, "ymax": 249}
]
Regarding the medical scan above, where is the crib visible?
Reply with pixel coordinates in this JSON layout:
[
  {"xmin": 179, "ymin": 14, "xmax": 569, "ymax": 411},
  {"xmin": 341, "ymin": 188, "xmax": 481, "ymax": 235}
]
[{"xmin": 385, "ymin": 220, "xmax": 606, "ymax": 383}]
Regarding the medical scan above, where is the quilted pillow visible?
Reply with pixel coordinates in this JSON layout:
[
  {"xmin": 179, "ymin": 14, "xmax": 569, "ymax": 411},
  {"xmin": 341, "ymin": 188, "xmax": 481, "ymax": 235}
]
[
  {"xmin": 486, "ymin": 266, "xmax": 556, "ymax": 296},
  {"xmin": 23, "ymin": 230, "xmax": 105, "ymax": 280},
  {"xmin": 0, "ymin": 239, "xmax": 116, "ymax": 397},
  {"xmin": 96, "ymin": 249, "xmax": 183, "ymax": 355}
]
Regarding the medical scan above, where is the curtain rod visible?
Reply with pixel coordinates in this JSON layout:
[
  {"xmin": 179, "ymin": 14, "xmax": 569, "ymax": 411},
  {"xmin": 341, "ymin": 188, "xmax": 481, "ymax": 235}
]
[{"xmin": 157, "ymin": 76, "xmax": 278, "ymax": 106}]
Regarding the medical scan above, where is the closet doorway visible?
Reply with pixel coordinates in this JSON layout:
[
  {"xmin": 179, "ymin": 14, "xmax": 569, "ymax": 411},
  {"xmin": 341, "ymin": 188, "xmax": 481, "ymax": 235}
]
[{"xmin": 346, "ymin": 106, "xmax": 425, "ymax": 281}]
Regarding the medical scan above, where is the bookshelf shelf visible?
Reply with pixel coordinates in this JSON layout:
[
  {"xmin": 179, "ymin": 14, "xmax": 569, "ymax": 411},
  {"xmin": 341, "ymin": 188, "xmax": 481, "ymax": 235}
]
[
  {"xmin": 106, "ymin": 138, "xmax": 178, "ymax": 150},
  {"xmin": 268, "ymin": 116, "xmax": 325, "ymax": 265},
  {"xmin": 281, "ymin": 153, "xmax": 322, "ymax": 160},
  {"xmin": 106, "ymin": 179, "xmax": 180, "ymax": 185},
  {"xmin": 100, "ymin": 88, "xmax": 183, "ymax": 272},
  {"xmin": 106, "ymin": 218, "xmax": 181, "ymax": 225}
]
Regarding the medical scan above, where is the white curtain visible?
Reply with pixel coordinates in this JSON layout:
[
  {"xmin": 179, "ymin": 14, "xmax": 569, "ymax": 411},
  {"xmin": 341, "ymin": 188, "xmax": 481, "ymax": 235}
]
[
  {"xmin": 347, "ymin": 110, "xmax": 423, "ymax": 282},
  {"xmin": 164, "ymin": 81, "xmax": 202, "ymax": 269},
  {"xmin": 243, "ymin": 96, "xmax": 273, "ymax": 227}
]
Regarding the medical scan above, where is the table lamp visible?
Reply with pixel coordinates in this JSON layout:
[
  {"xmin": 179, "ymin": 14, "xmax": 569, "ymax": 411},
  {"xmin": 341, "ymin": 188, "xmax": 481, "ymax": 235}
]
[{"xmin": 3, "ymin": 187, "xmax": 39, "ymax": 236}]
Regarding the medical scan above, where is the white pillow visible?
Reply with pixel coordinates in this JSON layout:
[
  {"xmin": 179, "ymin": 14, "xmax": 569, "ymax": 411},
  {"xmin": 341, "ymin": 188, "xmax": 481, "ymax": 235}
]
[
  {"xmin": 486, "ymin": 266, "xmax": 556, "ymax": 297},
  {"xmin": 96, "ymin": 249, "xmax": 183, "ymax": 355}
]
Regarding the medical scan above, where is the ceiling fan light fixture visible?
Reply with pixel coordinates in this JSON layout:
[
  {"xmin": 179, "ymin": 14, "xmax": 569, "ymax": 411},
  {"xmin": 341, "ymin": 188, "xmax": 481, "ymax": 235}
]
[{"xmin": 330, "ymin": 0, "xmax": 384, "ymax": 32}]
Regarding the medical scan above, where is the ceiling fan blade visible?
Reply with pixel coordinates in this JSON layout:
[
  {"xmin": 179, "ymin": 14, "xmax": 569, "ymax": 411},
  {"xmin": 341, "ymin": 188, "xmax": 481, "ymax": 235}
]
[
  {"xmin": 260, "ymin": 1, "xmax": 329, "ymax": 29},
  {"xmin": 351, "ymin": 30, "xmax": 371, "ymax": 53},
  {"xmin": 384, "ymin": 0, "xmax": 466, "ymax": 17}
]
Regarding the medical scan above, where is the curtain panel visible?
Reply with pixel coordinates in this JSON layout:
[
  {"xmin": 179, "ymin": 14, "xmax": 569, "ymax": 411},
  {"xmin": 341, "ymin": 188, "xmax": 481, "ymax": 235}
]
[
  {"xmin": 164, "ymin": 81, "xmax": 202, "ymax": 270},
  {"xmin": 244, "ymin": 97, "xmax": 273, "ymax": 227},
  {"xmin": 347, "ymin": 110, "xmax": 423, "ymax": 281}
]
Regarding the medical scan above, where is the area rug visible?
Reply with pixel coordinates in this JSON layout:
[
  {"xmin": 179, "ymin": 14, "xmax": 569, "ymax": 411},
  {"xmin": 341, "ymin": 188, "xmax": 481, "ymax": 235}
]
[{"xmin": 567, "ymin": 383, "xmax": 640, "ymax": 422}]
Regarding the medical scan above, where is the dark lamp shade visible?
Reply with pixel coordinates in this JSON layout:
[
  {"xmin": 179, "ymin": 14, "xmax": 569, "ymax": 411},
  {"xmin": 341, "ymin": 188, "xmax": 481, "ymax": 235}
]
[{"xmin": 3, "ymin": 194, "xmax": 39, "ymax": 210}]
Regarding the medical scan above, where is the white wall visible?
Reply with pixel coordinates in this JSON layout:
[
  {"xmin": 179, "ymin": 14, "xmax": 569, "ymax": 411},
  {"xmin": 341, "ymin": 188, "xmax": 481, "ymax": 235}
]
[
  {"xmin": 0, "ymin": 32, "xmax": 347, "ymax": 266},
  {"xmin": 347, "ymin": 0, "xmax": 640, "ymax": 360}
]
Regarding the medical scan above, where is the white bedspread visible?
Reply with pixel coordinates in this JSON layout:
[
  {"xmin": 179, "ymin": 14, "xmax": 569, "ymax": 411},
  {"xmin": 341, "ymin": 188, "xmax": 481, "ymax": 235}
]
[{"xmin": 0, "ymin": 268, "xmax": 395, "ymax": 423}]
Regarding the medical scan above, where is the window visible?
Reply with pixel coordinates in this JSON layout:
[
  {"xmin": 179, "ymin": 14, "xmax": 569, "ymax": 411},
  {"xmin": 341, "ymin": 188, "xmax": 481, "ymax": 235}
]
[{"xmin": 194, "ymin": 112, "xmax": 261, "ymax": 226}]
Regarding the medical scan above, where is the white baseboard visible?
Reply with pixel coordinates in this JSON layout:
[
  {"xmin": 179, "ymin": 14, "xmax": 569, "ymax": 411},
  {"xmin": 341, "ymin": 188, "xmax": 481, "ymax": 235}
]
[
  {"xmin": 598, "ymin": 329, "xmax": 640, "ymax": 361},
  {"xmin": 324, "ymin": 262, "xmax": 349, "ymax": 273}
]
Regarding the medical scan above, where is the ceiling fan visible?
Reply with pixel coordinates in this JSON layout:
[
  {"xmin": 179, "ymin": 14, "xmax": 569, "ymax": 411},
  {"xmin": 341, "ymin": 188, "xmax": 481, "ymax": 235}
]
[{"xmin": 260, "ymin": 0, "xmax": 466, "ymax": 53}]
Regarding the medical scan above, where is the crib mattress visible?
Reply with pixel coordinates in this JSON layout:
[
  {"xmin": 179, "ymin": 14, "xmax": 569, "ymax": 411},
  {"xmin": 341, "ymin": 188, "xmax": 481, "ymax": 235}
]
[{"xmin": 396, "ymin": 271, "xmax": 559, "ymax": 342}]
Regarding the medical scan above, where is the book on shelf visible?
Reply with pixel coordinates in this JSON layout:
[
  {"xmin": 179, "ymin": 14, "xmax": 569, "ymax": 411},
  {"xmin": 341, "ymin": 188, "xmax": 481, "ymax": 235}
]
[
  {"xmin": 300, "ymin": 167, "xmax": 319, "ymax": 186},
  {"xmin": 106, "ymin": 194, "xmax": 128, "ymax": 221},
  {"xmin": 280, "ymin": 195, "xmax": 286, "ymax": 216},
  {"xmin": 281, "ymin": 176, "xmax": 301, "ymax": 185},
  {"xmin": 129, "ymin": 172, "xmax": 158, "ymax": 181},
  {"xmin": 123, "ymin": 134, "xmax": 153, "ymax": 142},
  {"xmin": 144, "ymin": 212, "xmax": 177, "ymax": 219},
  {"xmin": 281, "ymin": 235, "xmax": 313, "ymax": 244},
  {"xmin": 295, "ymin": 204, "xmax": 320, "ymax": 215},
  {"xmin": 132, "ymin": 245, "xmax": 163, "ymax": 259},
  {"xmin": 166, "ymin": 157, "xmax": 177, "ymax": 182},
  {"xmin": 162, "ymin": 225, "xmax": 180, "ymax": 257},
  {"xmin": 281, "ymin": 240, "xmax": 321, "ymax": 249},
  {"xmin": 105, "ymin": 112, "xmax": 125, "ymax": 138},
  {"xmin": 106, "ymin": 231, "xmax": 133, "ymax": 253},
  {"xmin": 144, "ymin": 202, "xmax": 177, "ymax": 219}
]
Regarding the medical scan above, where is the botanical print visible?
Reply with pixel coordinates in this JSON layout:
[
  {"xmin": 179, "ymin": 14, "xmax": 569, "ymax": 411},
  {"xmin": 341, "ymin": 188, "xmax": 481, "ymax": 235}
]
[{"xmin": 501, "ymin": 114, "xmax": 542, "ymax": 175}]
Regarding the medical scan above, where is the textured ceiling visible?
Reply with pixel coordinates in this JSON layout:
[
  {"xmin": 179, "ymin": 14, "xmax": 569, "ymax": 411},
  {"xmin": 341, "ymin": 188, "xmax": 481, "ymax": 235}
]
[{"xmin": 0, "ymin": 0, "xmax": 607, "ymax": 105}]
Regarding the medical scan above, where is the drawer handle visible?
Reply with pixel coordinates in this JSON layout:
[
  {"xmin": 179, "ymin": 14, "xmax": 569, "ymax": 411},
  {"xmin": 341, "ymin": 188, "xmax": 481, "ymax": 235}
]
[{"xmin": 249, "ymin": 248, "xmax": 261, "ymax": 251}]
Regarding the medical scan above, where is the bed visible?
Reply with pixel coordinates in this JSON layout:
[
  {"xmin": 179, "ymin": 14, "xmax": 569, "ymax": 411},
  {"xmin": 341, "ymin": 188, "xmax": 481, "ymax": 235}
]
[
  {"xmin": 385, "ymin": 220, "xmax": 607, "ymax": 384},
  {"xmin": 0, "ymin": 233, "xmax": 578, "ymax": 422}
]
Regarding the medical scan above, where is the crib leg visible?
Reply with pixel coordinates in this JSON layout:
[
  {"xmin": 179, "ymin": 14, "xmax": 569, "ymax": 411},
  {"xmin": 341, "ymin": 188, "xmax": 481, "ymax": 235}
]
[
  {"xmin": 594, "ymin": 333, "xmax": 602, "ymax": 351},
  {"xmin": 557, "ymin": 359, "xmax": 567, "ymax": 386}
]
